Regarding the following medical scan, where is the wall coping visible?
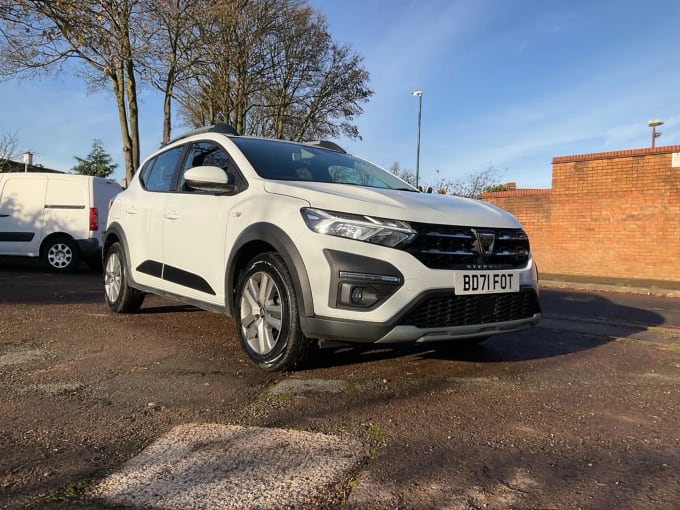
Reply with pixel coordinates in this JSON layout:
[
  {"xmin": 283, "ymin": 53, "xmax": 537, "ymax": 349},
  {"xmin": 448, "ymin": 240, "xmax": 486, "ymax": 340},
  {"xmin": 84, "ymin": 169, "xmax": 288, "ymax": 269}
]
[
  {"xmin": 478, "ymin": 188, "xmax": 551, "ymax": 198},
  {"xmin": 552, "ymin": 145, "xmax": 680, "ymax": 163}
]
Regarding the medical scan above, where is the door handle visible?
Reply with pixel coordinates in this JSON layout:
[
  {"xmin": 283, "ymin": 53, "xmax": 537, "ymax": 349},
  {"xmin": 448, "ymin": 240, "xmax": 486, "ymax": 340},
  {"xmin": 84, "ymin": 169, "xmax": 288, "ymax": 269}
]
[
  {"xmin": 125, "ymin": 207, "xmax": 137, "ymax": 214},
  {"xmin": 164, "ymin": 211, "xmax": 179, "ymax": 220},
  {"xmin": 0, "ymin": 213, "xmax": 9, "ymax": 217}
]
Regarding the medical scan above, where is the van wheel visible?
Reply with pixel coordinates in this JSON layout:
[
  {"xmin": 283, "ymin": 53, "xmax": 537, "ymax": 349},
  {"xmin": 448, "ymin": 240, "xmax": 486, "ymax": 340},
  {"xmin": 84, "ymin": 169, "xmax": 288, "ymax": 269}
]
[
  {"xmin": 43, "ymin": 237, "xmax": 80, "ymax": 272},
  {"xmin": 235, "ymin": 253, "xmax": 314, "ymax": 372},
  {"xmin": 104, "ymin": 242, "xmax": 145, "ymax": 313}
]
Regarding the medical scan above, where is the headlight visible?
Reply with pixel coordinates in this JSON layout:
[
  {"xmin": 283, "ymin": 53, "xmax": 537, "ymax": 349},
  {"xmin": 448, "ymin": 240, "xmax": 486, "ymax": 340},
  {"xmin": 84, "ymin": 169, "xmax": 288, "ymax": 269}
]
[{"xmin": 301, "ymin": 208, "xmax": 416, "ymax": 248}]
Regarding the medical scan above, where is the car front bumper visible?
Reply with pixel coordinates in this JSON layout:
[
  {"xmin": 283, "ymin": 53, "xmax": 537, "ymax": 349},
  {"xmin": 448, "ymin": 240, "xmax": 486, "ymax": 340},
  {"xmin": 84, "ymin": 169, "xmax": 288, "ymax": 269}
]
[{"xmin": 301, "ymin": 286, "xmax": 542, "ymax": 344}]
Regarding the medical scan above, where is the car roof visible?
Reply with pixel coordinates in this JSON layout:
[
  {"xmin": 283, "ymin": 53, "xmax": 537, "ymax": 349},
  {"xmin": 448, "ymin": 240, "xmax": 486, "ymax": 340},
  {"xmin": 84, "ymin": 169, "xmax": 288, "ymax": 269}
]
[{"xmin": 164, "ymin": 124, "xmax": 346, "ymax": 154}]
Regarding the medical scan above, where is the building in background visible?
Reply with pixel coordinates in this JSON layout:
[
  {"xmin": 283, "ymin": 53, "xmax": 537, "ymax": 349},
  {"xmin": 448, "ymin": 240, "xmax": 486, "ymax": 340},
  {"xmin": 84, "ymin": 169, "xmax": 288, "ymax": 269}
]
[{"xmin": 0, "ymin": 159, "xmax": 64, "ymax": 174}]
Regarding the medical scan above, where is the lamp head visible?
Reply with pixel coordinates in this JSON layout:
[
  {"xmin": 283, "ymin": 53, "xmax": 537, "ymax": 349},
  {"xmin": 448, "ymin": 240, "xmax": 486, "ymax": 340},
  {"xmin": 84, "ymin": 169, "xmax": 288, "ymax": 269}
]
[
  {"xmin": 412, "ymin": 90, "xmax": 423, "ymax": 97},
  {"xmin": 648, "ymin": 119, "xmax": 664, "ymax": 127}
]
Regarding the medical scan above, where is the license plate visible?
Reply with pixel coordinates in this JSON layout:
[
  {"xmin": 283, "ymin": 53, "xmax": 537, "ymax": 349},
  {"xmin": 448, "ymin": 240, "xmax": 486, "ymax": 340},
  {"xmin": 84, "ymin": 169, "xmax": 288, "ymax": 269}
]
[{"xmin": 454, "ymin": 271, "xmax": 520, "ymax": 295}]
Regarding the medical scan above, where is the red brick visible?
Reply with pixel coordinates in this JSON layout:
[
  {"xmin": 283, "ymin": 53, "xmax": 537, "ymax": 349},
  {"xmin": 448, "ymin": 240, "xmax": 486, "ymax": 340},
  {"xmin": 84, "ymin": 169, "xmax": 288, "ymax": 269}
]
[{"xmin": 481, "ymin": 146, "xmax": 680, "ymax": 282}]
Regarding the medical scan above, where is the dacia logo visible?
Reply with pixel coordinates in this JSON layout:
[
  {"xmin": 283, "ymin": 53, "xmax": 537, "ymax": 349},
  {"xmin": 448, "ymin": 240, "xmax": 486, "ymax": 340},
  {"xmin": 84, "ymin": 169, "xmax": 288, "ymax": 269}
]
[{"xmin": 471, "ymin": 229, "xmax": 495, "ymax": 257}]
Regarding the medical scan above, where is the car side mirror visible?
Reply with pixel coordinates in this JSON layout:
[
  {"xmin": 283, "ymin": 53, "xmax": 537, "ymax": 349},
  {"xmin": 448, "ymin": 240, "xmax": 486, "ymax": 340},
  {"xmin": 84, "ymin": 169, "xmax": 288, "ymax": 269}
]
[{"xmin": 184, "ymin": 165, "xmax": 237, "ymax": 193}]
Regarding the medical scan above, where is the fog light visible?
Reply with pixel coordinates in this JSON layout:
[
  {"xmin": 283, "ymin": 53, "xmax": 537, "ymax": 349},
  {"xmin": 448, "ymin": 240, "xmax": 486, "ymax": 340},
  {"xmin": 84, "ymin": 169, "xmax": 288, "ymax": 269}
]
[{"xmin": 339, "ymin": 283, "xmax": 379, "ymax": 308}]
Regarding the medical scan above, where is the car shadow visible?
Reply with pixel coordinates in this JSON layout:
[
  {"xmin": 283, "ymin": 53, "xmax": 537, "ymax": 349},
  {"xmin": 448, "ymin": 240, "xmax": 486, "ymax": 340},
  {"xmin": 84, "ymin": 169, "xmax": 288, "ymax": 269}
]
[
  {"xmin": 0, "ymin": 255, "xmax": 98, "ymax": 273},
  {"xmin": 539, "ymin": 288, "xmax": 673, "ymax": 328},
  {"xmin": 310, "ymin": 331, "xmax": 610, "ymax": 368},
  {"xmin": 140, "ymin": 304, "xmax": 202, "ymax": 314},
  {"xmin": 309, "ymin": 290, "xmax": 667, "ymax": 367},
  {"xmin": 0, "ymin": 263, "xmax": 669, "ymax": 368},
  {"xmin": 0, "ymin": 257, "xmax": 103, "ymax": 305},
  {"xmin": 0, "ymin": 259, "xmax": 200, "ymax": 312}
]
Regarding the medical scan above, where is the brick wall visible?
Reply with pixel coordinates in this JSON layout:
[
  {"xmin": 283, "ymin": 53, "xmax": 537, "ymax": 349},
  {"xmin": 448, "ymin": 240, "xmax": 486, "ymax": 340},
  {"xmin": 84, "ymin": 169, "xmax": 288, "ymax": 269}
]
[{"xmin": 479, "ymin": 145, "xmax": 680, "ymax": 283}]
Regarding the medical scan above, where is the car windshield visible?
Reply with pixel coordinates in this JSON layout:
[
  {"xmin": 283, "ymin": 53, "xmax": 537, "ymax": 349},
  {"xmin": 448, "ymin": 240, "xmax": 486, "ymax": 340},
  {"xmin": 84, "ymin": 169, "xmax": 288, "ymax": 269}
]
[{"xmin": 231, "ymin": 137, "xmax": 416, "ymax": 191}]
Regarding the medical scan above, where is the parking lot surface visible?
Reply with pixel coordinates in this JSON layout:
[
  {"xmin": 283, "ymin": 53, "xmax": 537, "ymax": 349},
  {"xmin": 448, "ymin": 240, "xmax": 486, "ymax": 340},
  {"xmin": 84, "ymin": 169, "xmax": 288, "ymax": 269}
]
[{"xmin": 1, "ymin": 260, "xmax": 679, "ymax": 509}]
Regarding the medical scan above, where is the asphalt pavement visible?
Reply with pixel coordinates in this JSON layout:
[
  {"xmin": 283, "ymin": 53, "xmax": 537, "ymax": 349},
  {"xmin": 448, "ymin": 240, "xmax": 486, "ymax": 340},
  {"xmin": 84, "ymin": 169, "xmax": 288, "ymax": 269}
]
[{"xmin": 1, "ymin": 260, "xmax": 679, "ymax": 509}]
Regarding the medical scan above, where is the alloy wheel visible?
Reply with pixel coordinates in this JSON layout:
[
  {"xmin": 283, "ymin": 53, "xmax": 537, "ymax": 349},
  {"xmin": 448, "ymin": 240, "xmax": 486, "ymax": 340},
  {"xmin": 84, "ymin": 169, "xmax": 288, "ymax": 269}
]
[{"xmin": 239, "ymin": 271, "xmax": 283, "ymax": 356}]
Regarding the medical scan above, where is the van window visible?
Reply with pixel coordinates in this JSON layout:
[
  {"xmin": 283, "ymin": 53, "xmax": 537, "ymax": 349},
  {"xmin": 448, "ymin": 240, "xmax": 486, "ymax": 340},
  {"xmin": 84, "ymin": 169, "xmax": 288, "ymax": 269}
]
[{"xmin": 141, "ymin": 146, "xmax": 184, "ymax": 192}]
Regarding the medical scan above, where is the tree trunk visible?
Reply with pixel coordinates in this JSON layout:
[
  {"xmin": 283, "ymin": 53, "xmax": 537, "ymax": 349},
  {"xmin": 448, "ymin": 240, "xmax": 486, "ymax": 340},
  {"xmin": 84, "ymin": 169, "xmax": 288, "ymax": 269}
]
[
  {"xmin": 125, "ymin": 58, "xmax": 141, "ymax": 176},
  {"xmin": 111, "ymin": 68, "xmax": 134, "ymax": 184}
]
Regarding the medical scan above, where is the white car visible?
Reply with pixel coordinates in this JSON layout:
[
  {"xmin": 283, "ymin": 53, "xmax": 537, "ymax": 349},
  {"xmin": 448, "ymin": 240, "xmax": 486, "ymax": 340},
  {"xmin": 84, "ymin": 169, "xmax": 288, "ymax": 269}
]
[{"xmin": 103, "ymin": 124, "xmax": 541, "ymax": 371}]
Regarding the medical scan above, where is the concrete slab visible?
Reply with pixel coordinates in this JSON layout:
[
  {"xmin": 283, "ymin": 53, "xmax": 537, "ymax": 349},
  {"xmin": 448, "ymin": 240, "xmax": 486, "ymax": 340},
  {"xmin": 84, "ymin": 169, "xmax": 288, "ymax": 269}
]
[{"xmin": 92, "ymin": 423, "xmax": 366, "ymax": 509}]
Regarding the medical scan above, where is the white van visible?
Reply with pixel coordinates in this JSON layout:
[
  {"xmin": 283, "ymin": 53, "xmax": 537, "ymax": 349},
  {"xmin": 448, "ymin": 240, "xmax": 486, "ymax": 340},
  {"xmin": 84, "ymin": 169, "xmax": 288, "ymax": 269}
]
[{"xmin": 0, "ymin": 172, "xmax": 122, "ymax": 271}]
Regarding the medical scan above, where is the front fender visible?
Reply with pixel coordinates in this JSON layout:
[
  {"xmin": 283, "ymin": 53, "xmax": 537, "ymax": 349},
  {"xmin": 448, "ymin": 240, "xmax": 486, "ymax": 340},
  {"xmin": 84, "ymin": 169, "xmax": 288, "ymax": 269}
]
[{"xmin": 226, "ymin": 223, "xmax": 314, "ymax": 317}]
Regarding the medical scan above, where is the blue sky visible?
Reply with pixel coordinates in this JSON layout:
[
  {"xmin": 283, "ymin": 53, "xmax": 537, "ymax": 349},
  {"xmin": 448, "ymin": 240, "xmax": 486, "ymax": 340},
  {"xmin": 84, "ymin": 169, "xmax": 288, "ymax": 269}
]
[{"xmin": 1, "ymin": 0, "xmax": 679, "ymax": 188}]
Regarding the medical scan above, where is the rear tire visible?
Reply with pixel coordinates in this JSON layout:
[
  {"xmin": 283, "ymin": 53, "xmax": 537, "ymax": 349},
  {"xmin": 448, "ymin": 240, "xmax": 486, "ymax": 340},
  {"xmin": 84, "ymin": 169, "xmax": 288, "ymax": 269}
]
[
  {"xmin": 235, "ymin": 252, "xmax": 314, "ymax": 372},
  {"xmin": 104, "ymin": 242, "xmax": 145, "ymax": 313},
  {"xmin": 42, "ymin": 237, "xmax": 80, "ymax": 272}
]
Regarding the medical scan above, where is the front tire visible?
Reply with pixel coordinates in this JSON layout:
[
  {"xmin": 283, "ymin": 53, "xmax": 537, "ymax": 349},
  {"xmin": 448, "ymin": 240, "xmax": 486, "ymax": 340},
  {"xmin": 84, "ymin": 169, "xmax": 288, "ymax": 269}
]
[
  {"xmin": 235, "ymin": 252, "xmax": 314, "ymax": 372},
  {"xmin": 104, "ymin": 242, "xmax": 145, "ymax": 313},
  {"xmin": 42, "ymin": 237, "xmax": 80, "ymax": 272}
]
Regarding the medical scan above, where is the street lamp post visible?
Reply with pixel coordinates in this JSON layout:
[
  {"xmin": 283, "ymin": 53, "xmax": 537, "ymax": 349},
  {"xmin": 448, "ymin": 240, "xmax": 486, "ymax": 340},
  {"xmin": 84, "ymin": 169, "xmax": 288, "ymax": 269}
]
[
  {"xmin": 648, "ymin": 119, "xmax": 663, "ymax": 148},
  {"xmin": 412, "ymin": 90, "xmax": 422, "ymax": 190}
]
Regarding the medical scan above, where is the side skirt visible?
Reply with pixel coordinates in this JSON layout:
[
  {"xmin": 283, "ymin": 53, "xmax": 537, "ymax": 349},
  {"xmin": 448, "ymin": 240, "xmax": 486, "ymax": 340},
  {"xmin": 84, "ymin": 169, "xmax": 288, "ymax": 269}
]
[{"xmin": 130, "ymin": 281, "xmax": 229, "ymax": 316}]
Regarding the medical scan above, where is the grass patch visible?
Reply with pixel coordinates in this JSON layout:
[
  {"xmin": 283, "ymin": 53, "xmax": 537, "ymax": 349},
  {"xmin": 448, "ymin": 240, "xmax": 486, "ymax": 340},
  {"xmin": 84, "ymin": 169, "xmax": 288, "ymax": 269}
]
[
  {"xmin": 367, "ymin": 423, "xmax": 385, "ymax": 443},
  {"xmin": 269, "ymin": 392, "xmax": 293, "ymax": 405},
  {"xmin": 45, "ymin": 480, "xmax": 90, "ymax": 504}
]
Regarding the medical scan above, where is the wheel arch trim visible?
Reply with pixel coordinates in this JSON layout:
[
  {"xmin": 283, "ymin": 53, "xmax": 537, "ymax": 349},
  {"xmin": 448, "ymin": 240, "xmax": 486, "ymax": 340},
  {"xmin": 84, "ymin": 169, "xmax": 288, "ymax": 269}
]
[
  {"xmin": 226, "ymin": 222, "xmax": 314, "ymax": 317},
  {"xmin": 102, "ymin": 223, "xmax": 137, "ymax": 287}
]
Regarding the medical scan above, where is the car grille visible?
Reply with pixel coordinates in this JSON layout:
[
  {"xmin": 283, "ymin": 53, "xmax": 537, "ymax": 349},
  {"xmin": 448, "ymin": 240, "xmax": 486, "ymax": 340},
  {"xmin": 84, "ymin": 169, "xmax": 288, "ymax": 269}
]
[
  {"xmin": 404, "ymin": 223, "xmax": 530, "ymax": 269},
  {"xmin": 399, "ymin": 289, "xmax": 541, "ymax": 328}
]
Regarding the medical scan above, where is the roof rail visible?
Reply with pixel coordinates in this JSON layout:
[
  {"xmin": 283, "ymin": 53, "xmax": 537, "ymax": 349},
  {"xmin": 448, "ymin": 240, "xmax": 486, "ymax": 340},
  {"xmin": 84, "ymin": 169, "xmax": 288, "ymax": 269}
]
[
  {"xmin": 164, "ymin": 123, "xmax": 240, "ymax": 146},
  {"xmin": 305, "ymin": 140, "xmax": 346, "ymax": 154}
]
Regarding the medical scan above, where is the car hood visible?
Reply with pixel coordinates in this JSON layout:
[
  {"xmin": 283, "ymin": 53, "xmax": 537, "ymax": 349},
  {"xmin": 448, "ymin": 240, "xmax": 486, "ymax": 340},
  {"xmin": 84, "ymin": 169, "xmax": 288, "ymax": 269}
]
[{"xmin": 263, "ymin": 181, "xmax": 522, "ymax": 228}]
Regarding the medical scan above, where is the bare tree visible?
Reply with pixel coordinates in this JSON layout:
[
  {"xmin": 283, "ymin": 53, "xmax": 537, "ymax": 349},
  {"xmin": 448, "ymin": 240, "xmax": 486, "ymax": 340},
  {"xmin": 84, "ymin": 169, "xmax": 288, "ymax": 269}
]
[
  {"xmin": 0, "ymin": 130, "xmax": 19, "ymax": 172},
  {"xmin": 389, "ymin": 162, "xmax": 504, "ymax": 197},
  {"xmin": 0, "ymin": 0, "xmax": 145, "ymax": 182},
  {"xmin": 442, "ymin": 165, "xmax": 505, "ymax": 198},
  {"xmin": 139, "ymin": 0, "xmax": 208, "ymax": 144},
  {"xmin": 1, "ymin": 0, "xmax": 373, "ymax": 179},
  {"xmin": 389, "ymin": 162, "xmax": 416, "ymax": 186},
  {"xmin": 175, "ymin": 0, "xmax": 271, "ymax": 135},
  {"xmin": 176, "ymin": 0, "xmax": 372, "ymax": 141},
  {"xmin": 259, "ymin": 3, "xmax": 371, "ymax": 141}
]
